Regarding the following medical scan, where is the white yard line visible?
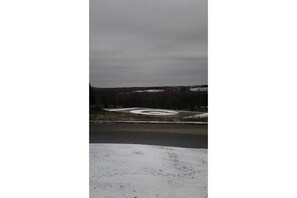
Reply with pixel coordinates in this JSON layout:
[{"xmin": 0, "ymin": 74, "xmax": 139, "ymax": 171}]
[{"xmin": 90, "ymin": 144, "xmax": 207, "ymax": 198}]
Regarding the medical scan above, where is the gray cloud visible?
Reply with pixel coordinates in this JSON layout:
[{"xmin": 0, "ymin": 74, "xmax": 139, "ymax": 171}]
[{"xmin": 90, "ymin": 0, "xmax": 207, "ymax": 87}]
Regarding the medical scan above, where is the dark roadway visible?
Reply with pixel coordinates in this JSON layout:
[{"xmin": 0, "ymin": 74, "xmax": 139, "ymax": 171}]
[{"xmin": 90, "ymin": 123, "xmax": 207, "ymax": 148}]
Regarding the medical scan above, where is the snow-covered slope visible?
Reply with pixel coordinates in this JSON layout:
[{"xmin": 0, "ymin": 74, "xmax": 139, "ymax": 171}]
[{"xmin": 90, "ymin": 144, "xmax": 207, "ymax": 198}]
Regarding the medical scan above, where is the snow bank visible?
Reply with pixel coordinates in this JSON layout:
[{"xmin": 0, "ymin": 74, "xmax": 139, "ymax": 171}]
[{"xmin": 90, "ymin": 144, "xmax": 207, "ymax": 198}]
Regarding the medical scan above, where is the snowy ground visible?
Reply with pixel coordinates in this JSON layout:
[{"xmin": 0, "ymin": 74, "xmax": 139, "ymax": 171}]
[{"xmin": 90, "ymin": 144, "xmax": 207, "ymax": 198}]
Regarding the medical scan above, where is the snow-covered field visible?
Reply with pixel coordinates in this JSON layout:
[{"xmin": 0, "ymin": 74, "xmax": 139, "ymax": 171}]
[{"xmin": 90, "ymin": 144, "xmax": 208, "ymax": 198}]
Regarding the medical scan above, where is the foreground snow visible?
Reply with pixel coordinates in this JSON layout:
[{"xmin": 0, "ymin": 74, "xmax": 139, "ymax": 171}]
[{"xmin": 90, "ymin": 144, "xmax": 207, "ymax": 198}]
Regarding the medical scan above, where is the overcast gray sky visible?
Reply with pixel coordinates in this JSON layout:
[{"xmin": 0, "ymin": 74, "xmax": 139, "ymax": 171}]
[{"xmin": 90, "ymin": 0, "xmax": 207, "ymax": 88}]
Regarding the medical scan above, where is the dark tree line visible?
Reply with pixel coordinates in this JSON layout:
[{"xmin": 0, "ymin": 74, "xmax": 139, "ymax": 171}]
[{"xmin": 89, "ymin": 85, "xmax": 208, "ymax": 111}]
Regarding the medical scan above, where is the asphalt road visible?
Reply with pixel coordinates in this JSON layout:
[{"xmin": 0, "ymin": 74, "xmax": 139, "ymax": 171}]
[{"xmin": 90, "ymin": 123, "xmax": 207, "ymax": 148}]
